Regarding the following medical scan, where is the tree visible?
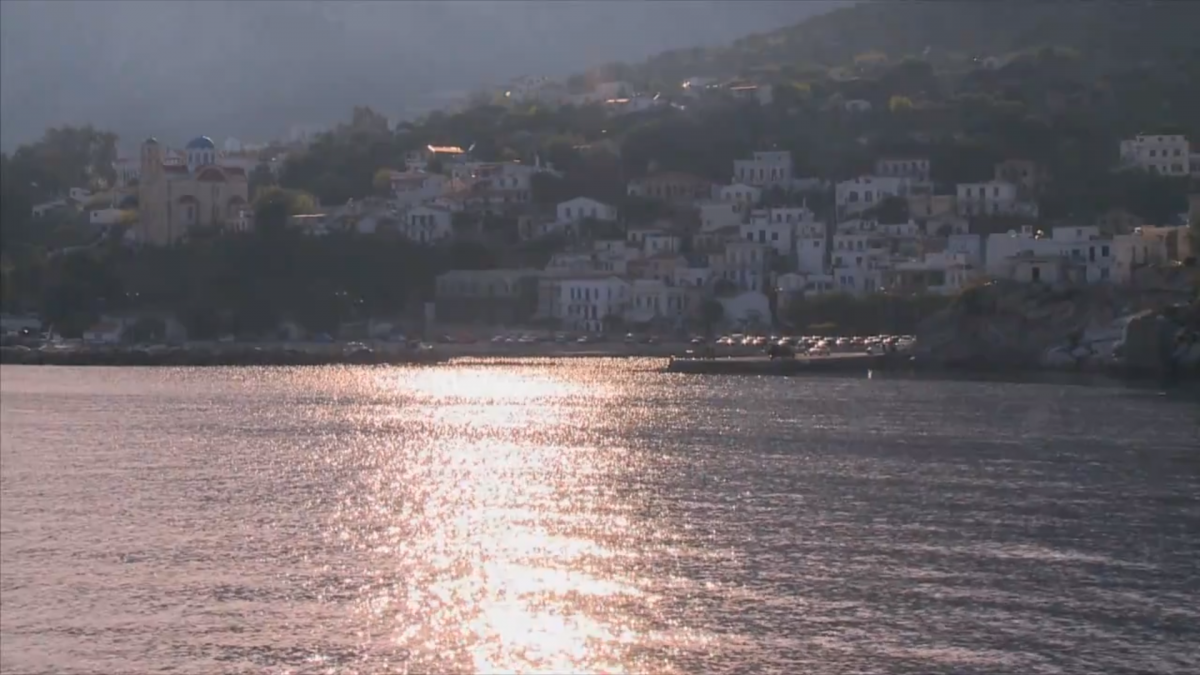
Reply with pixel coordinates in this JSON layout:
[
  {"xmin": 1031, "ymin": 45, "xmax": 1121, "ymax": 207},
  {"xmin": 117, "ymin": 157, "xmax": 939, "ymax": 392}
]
[
  {"xmin": 372, "ymin": 168, "xmax": 395, "ymax": 196},
  {"xmin": 252, "ymin": 187, "xmax": 316, "ymax": 234},
  {"xmin": 699, "ymin": 298, "xmax": 725, "ymax": 335},
  {"xmin": 124, "ymin": 316, "xmax": 167, "ymax": 344},
  {"xmin": 248, "ymin": 164, "xmax": 277, "ymax": 198}
]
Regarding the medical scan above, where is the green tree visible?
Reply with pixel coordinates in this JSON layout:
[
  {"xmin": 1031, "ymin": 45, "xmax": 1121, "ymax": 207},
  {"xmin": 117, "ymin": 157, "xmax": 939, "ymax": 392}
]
[{"xmin": 699, "ymin": 298, "xmax": 725, "ymax": 335}]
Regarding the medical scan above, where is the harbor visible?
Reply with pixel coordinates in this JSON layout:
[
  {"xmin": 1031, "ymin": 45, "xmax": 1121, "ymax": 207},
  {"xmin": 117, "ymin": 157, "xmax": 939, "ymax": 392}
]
[{"xmin": 665, "ymin": 353, "xmax": 893, "ymax": 375}]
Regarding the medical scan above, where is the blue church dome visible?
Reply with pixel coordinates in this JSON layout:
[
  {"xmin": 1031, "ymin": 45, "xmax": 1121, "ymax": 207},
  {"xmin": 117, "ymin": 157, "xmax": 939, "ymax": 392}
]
[{"xmin": 185, "ymin": 136, "xmax": 215, "ymax": 150}]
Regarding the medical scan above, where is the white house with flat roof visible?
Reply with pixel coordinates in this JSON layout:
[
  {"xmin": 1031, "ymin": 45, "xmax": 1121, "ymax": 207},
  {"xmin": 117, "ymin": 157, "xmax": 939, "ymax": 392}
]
[
  {"xmin": 558, "ymin": 275, "xmax": 629, "ymax": 332},
  {"xmin": 835, "ymin": 176, "xmax": 907, "ymax": 216},
  {"xmin": 1119, "ymin": 134, "xmax": 1190, "ymax": 177},
  {"xmin": 733, "ymin": 151, "xmax": 793, "ymax": 187},
  {"xmin": 717, "ymin": 183, "xmax": 763, "ymax": 212}
]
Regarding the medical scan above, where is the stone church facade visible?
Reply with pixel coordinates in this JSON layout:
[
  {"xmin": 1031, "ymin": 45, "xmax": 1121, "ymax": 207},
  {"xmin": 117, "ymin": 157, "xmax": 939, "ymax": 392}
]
[{"xmin": 136, "ymin": 135, "xmax": 250, "ymax": 245}]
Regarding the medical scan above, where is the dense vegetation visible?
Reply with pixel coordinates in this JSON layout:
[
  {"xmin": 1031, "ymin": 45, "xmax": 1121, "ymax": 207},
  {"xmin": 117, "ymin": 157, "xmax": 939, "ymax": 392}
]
[{"xmin": 2, "ymin": 1, "xmax": 1198, "ymax": 337}]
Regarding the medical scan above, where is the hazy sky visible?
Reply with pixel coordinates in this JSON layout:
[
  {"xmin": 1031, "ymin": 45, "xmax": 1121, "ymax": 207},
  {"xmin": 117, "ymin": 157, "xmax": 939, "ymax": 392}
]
[{"xmin": 0, "ymin": 0, "xmax": 842, "ymax": 152}]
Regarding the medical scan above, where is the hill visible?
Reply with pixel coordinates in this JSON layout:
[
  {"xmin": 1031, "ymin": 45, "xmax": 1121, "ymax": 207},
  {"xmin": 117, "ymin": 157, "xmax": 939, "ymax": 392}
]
[
  {"xmin": 608, "ymin": 1, "xmax": 1200, "ymax": 89},
  {"xmin": 0, "ymin": 1, "xmax": 841, "ymax": 150}
]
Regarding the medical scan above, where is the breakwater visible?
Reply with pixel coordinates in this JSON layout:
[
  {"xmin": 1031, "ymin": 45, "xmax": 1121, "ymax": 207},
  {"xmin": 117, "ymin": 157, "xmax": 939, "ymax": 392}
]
[{"xmin": 0, "ymin": 345, "xmax": 445, "ymax": 367}]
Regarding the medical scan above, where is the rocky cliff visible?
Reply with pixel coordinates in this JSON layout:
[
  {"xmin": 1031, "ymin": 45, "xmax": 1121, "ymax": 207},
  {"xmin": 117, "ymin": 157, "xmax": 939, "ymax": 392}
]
[{"xmin": 914, "ymin": 267, "xmax": 1200, "ymax": 379}]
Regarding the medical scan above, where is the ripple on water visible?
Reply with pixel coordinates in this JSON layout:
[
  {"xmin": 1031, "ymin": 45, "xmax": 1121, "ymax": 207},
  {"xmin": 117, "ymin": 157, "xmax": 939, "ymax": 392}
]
[{"xmin": 1, "ymin": 362, "xmax": 1198, "ymax": 675}]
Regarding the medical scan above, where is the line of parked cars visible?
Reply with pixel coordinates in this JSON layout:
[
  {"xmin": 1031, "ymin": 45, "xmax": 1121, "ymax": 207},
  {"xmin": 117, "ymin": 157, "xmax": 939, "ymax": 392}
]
[{"xmin": 710, "ymin": 333, "xmax": 917, "ymax": 357}]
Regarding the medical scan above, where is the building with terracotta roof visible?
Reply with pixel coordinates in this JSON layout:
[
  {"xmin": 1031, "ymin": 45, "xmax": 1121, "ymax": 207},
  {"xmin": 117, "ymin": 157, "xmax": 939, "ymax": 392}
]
[{"xmin": 135, "ymin": 135, "xmax": 250, "ymax": 245}]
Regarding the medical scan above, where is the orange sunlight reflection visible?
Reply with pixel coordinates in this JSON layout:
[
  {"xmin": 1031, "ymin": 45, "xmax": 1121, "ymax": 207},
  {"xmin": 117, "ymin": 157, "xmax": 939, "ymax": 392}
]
[{"xmin": 343, "ymin": 365, "xmax": 664, "ymax": 674}]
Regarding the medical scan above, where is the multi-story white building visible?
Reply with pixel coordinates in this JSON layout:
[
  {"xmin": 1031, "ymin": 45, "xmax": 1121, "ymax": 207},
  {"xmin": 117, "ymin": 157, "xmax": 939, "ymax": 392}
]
[
  {"xmin": 835, "ymin": 176, "xmax": 907, "ymax": 216},
  {"xmin": 831, "ymin": 233, "xmax": 887, "ymax": 274},
  {"xmin": 985, "ymin": 226, "xmax": 1114, "ymax": 283},
  {"xmin": 674, "ymin": 264, "xmax": 713, "ymax": 289},
  {"xmin": 1052, "ymin": 227, "xmax": 1114, "ymax": 283},
  {"xmin": 402, "ymin": 205, "xmax": 454, "ymax": 243},
  {"xmin": 717, "ymin": 183, "xmax": 763, "ymax": 212},
  {"xmin": 1112, "ymin": 228, "xmax": 1171, "ymax": 284},
  {"xmin": 697, "ymin": 200, "xmax": 744, "ymax": 232},
  {"xmin": 557, "ymin": 197, "xmax": 617, "ymax": 223},
  {"xmin": 795, "ymin": 236, "xmax": 827, "ymax": 274},
  {"xmin": 874, "ymin": 157, "xmax": 931, "ymax": 182},
  {"xmin": 713, "ymin": 241, "xmax": 771, "ymax": 292},
  {"xmin": 985, "ymin": 227, "xmax": 1057, "ymax": 275},
  {"xmin": 751, "ymin": 206, "xmax": 817, "ymax": 225},
  {"xmin": 625, "ymin": 279, "xmax": 693, "ymax": 327},
  {"xmin": 1119, "ymin": 134, "xmax": 1190, "ymax": 177},
  {"xmin": 626, "ymin": 228, "xmax": 682, "ymax": 256},
  {"xmin": 733, "ymin": 151, "xmax": 793, "ymax": 187},
  {"xmin": 558, "ymin": 276, "xmax": 630, "ymax": 332},
  {"xmin": 883, "ymin": 252, "xmax": 974, "ymax": 296},
  {"xmin": 389, "ymin": 171, "xmax": 447, "ymax": 207},
  {"xmin": 740, "ymin": 218, "xmax": 794, "ymax": 256},
  {"xmin": 955, "ymin": 180, "xmax": 1036, "ymax": 217},
  {"xmin": 947, "ymin": 233, "xmax": 984, "ymax": 268}
]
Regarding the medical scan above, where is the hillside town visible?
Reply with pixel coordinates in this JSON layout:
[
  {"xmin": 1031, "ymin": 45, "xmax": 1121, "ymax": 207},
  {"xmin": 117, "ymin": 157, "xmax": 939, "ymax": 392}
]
[{"xmin": 9, "ymin": 72, "xmax": 1200, "ymax": 344}]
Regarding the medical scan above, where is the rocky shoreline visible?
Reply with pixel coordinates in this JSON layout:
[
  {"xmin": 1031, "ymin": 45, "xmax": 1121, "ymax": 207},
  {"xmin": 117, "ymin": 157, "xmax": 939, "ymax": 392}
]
[{"xmin": 912, "ymin": 273, "xmax": 1200, "ymax": 383}]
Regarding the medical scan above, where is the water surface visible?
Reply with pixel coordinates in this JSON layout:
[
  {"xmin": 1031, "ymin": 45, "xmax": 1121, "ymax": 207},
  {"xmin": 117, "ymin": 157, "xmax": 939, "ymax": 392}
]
[{"xmin": 2, "ymin": 362, "xmax": 1198, "ymax": 674}]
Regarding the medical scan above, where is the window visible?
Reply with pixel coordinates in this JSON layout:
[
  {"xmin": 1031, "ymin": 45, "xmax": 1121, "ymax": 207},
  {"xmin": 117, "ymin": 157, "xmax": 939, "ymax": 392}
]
[
  {"xmin": 1101, "ymin": 245, "xmax": 1110, "ymax": 258},
  {"xmin": 771, "ymin": 232, "xmax": 779, "ymax": 241},
  {"xmin": 565, "ymin": 207, "xmax": 572, "ymax": 218}
]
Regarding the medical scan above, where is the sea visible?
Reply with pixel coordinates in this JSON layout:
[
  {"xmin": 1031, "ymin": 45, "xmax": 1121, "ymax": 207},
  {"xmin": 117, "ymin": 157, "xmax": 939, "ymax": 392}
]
[{"xmin": 1, "ymin": 361, "xmax": 1198, "ymax": 675}]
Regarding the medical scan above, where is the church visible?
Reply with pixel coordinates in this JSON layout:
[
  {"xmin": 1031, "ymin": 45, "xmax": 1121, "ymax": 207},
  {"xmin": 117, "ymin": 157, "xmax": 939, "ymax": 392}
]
[{"xmin": 136, "ymin": 136, "xmax": 250, "ymax": 245}]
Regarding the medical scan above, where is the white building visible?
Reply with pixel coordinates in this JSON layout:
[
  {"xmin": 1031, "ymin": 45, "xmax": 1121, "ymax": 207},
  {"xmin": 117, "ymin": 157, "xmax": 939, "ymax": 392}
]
[
  {"xmin": 947, "ymin": 233, "xmax": 984, "ymax": 267},
  {"xmin": 739, "ymin": 218, "xmax": 793, "ymax": 255},
  {"xmin": 875, "ymin": 157, "xmax": 931, "ymax": 181},
  {"xmin": 716, "ymin": 183, "xmax": 762, "ymax": 213},
  {"xmin": 1118, "ymin": 134, "xmax": 1191, "ymax": 177},
  {"xmin": 558, "ymin": 276, "xmax": 630, "ymax": 332},
  {"xmin": 728, "ymin": 83, "xmax": 774, "ymax": 106},
  {"xmin": 89, "ymin": 207, "xmax": 123, "ymax": 226},
  {"xmin": 985, "ymin": 226, "xmax": 1114, "ymax": 283},
  {"xmin": 795, "ymin": 236, "xmax": 827, "ymax": 274},
  {"xmin": 836, "ymin": 176, "xmax": 908, "ymax": 216},
  {"xmin": 625, "ymin": 279, "xmax": 692, "ymax": 327},
  {"xmin": 389, "ymin": 171, "xmax": 447, "ymax": 207},
  {"xmin": 31, "ymin": 199, "xmax": 68, "ymax": 218},
  {"xmin": 733, "ymin": 151, "xmax": 793, "ymax": 187},
  {"xmin": 714, "ymin": 241, "xmax": 771, "ymax": 293},
  {"xmin": 885, "ymin": 252, "xmax": 974, "ymax": 296},
  {"xmin": 402, "ymin": 205, "xmax": 454, "ymax": 244},
  {"xmin": 754, "ymin": 206, "xmax": 817, "ymax": 226},
  {"xmin": 674, "ymin": 265, "xmax": 713, "ymax": 289},
  {"xmin": 1113, "ymin": 228, "xmax": 1171, "ymax": 284},
  {"xmin": 984, "ymin": 228, "xmax": 1062, "ymax": 275},
  {"xmin": 956, "ymin": 180, "xmax": 1034, "ymax": 217},
  {"xmin": 1053, "ymin": 227, "xmax": 1114, "ymax": 283},
  {"xmin": 557, "ymin": 197, "xmax": 617, "ymax": 223},
  {"xmin": 697, "ymin": 200, "xmax": 744, "ymax": 232}
]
